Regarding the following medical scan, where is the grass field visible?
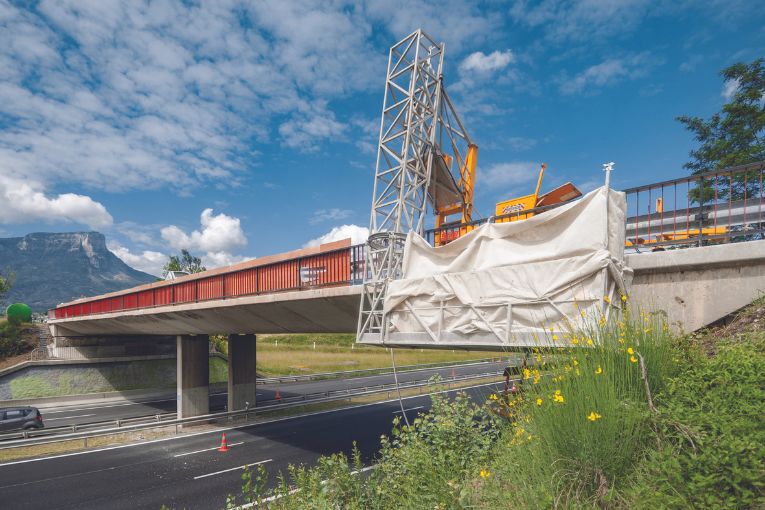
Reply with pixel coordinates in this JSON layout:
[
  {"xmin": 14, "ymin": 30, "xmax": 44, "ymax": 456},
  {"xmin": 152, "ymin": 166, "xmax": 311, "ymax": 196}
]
[{"xmin": 254, "ymin": 333, "xmax": 502, "ymax": 376}]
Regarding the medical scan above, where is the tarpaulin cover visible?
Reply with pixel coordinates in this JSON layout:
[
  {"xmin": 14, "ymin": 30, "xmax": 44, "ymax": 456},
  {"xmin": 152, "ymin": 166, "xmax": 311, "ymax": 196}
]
[{"xmin": 367, "ymin": 186, "xmax": 631, "ymax": 349}]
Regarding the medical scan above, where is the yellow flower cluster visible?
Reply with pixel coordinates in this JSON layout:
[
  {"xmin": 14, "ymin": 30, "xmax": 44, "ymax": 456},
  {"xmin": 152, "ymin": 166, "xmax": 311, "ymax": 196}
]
[
  {"xmin": 479, "ymin": 468, "xmax": 491, "ymax": 478},
  {"xmin": 536, "ymin": 397, "xmax": 543, "ymax": 406},
  {"xmin": 553, "ymin": 390, "xmax": 564, "ymax": 403},
  {"xmin": 587, "ymin": 411, "xmax": 602, "ymax": 422},
  {"xmin": 595, "ymin": 366, "xmax": 603, "ymax": 375}
]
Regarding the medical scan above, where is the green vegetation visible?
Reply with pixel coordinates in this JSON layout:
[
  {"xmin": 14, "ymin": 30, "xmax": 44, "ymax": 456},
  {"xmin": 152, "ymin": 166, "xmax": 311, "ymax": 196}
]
[
  {"xmin": 678, "ymin": 58, "xmax": 764, "ymax": 175},
  {"xmin": 0, "ymin": 269, "xmax": 13, "ymax": 305},
  {"xmin": 254, "ymin": 333, "xmax": 498, "ymax": 376},
  {"xmin": 5, "ymin": 303, "xmax": 32, "ymax": 325},
  {"xmin": 163, "ymin": 249, "xmax": 205, "ymax": 278},
  {"xmin": 223, "ymin": 306, "xmax": 765, "ymax": 509},
  {"xmin": 0, "ymin": 318, "xmax": 28, "ymax": 358}
]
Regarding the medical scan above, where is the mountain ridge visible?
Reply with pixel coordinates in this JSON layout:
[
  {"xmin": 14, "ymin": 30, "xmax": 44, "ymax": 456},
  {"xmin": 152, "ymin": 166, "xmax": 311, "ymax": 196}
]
[{"xmin": 0, "ymin": 232, "xmax": 156, "ymax": 311}]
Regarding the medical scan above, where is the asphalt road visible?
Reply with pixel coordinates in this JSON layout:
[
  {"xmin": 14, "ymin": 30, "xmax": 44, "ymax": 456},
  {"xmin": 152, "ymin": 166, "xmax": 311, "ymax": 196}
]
[
  {"xmin": 0, "ymin": 382, "xmax": 503, "ymax": 510},
  {"xmin": 33, "ymin": 359, "xmax": 509, "ymax": 429}
]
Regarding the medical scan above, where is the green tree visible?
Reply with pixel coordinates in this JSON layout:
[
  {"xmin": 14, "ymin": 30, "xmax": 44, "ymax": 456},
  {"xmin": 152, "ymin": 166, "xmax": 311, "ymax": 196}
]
[
  {"xmin": 162, "ymin": 249, "xmax": 206, "ymax": 277},
  {"xmin": 0, "ymin": 270, "xmax": 14, "ymax": 307},
  {"xmin": 677, "ymin": 58, "xmax": 764, "ymax": 203}
]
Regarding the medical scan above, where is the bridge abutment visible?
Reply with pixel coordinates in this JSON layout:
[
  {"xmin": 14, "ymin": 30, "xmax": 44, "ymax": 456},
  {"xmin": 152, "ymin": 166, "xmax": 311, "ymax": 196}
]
[
  {"xmin": 176, "ymin": 334, "xmax": 210, "ymax": 419},
  {"xmin": 227, "ymin": 334, "xmax": 257, "ymax": 412}
]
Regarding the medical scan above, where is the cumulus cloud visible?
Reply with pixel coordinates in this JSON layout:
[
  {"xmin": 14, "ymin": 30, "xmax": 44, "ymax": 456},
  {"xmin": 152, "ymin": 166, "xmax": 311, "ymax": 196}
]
[
  {"xmin": 161, "ymin": 209, "xmax": 247, "ymax": 254},
  {"xmin": 304, "ymin": 224, "xmax": 369, "ymax": 248},
  {"xmin": 460, "ymin": 50, "xmax": 515, "ymax": 74},
  {"xmin": 0, "ymin": 173, "xmax": 112, "ymax": 229},
  {"xmin": 480, "ymin": 162, "xmax": 542, "ymax": 189},
  {"xmin": 559, "ymin": 53, "xmax": 660, "ymax": 95},
  {"xmin": 107, "ymin": 241, "xmax": 166, "ymax": 276}
]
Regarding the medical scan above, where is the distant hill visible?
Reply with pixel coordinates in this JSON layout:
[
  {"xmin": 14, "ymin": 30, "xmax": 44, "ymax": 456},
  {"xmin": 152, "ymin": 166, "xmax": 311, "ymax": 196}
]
[{"xmin": 0, "ymin": 232, "xmax": 156, "ymax": 312}]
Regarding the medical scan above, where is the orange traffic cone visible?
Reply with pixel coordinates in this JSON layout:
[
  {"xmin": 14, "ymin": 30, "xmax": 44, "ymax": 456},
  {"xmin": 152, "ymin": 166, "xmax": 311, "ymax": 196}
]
[
  {"xmin": 218, "ymin": 432, "xmax": 229, "ymax": 452},
  {"xmin": 275, "ymin": 389, "xmax": 281, "ymax": 401}
]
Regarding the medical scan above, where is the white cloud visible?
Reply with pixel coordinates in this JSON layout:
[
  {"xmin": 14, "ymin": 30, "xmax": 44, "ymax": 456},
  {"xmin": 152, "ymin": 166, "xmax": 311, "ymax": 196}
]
[
  {"xmin": 304, "ymin": 224, "xmax": 369, "ymax": 248},
  {"xmin": 107, "ymin": 241, "xmax": 166, "ymax": 276},
  {"xmin": 460, "ymin": 50, "xmax": 515, "ymax": 74},
  {"xmin": 161, "ymin": 208, "xmax": 247, "ymax": 254},
  {"xmin": 0, "ymin": 173, "xmax": 112, "ymax": 229},
  {"xmin": 722, "ymin": 78, "xmax": 740, "ymax": 100},
  {"xmin": 480, "ymin": 162, "xmax": 542, "ymax": 189},
  {"xmin": 202, "ymin": 251, "xmax": 250, "ymax": 269},
  {"xmin": 559, "ymin": 53, "xmax": 660, "ymax": 95},
  {"xmin": 310, "ymin": 208, "xmax": 355, "ymax": 225}
]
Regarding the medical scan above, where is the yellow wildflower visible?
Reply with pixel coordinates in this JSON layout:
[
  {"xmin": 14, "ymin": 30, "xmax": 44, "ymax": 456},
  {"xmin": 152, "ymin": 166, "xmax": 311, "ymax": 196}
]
[
  {"xmin": 587, "ymin": 338, "xmax": 594, "ymax": 346},
  {"xmin": 571, "ymin": 337, "xmax": 579, "ymax": 345},
  {"xmin": 489, "ymin": 393, "xmax": 498, "ymax": 400},
  {"xmin": 621, "ymin": 294, "xmax": 627, "ymax": 303},
  {"xmin": 618, "ymin": 338, "xmax": 625, "ymax": 344},
  {"xmin": 580, "ymin": 310, "xmax": 586, "ymax": 317},
  {"xmin": 575, "ymin": 368, "xmax": 581, "ymax": 376},
  {"xmin": 572, "ymin": 358, "xmax": 579, "ymax": 366},
  {"xmin": 599, "ymin": 316, "xmax": 606, "ymax": 327},
  {"xmin": 552, "ymin": 334, "xmax": 559, "ymax": 341},
  {"xmin": 644, "ymin": 328, "xmax": 652, "ymax": 334},
  {"xmin": 595, "ymin": 366, "xmax": 603, "ymax": 375},
  {"xmin": 627, "ymin": 347, "xmax": 634, "ymax": 355},
  {"xmin": 587, "ymin": 411, "xmax": 602, "ymax": 422},
  {"xmin": 523, "ymin": 368, "xmax": 531, "ymax": 380},
  {"xmin": 536, "ymin": 398, "xmax": 543, "ymax": 406},
  {"xmin": 603, "ymin": 295, "xmax": 611, "ymax": 304},
  {"xmin": 553, "ymin": 390, "xmax": 564, "ymax": 403},
  {"xmin": 630, "ymin": 355, "xmax": 638, "ymax": 363},
  {"xmin": 479, "ymin": 469, "xmax": 491, "ymax": 479}
]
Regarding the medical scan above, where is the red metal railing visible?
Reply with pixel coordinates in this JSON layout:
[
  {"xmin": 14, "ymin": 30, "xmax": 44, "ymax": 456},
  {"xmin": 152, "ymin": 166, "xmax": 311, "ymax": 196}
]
[{"xmin": 49, "ymin": 244, "xmax": 367, "ymax": 320}]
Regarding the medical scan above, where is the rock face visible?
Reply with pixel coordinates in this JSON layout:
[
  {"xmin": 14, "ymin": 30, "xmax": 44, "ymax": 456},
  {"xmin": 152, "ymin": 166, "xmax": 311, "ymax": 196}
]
[{"xmin": 0, "ymin": 232, "xmax": 156, "ymax": 312}]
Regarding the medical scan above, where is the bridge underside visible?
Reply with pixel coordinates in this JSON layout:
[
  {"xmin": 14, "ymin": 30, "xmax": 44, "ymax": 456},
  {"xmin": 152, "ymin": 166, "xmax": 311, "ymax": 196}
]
[{"xmin": 49, "ymin": 286, "xmax": 361, "ymax": 337}]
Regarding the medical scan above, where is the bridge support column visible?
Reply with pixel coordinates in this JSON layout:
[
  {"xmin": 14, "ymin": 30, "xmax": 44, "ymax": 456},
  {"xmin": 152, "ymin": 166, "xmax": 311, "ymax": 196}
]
[
  {"xmin": 228, "ymin": 334, "xmax": 257, "ymax": 412},
  {"xmin": 177, "ymin": 334, "xmax": 210, "ymax": 419}
]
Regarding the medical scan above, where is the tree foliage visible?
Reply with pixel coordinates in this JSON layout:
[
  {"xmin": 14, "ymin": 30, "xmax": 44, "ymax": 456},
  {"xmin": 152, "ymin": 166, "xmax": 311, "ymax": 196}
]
[
  {"xmin": 0, "ymin": 270, "xmax": 15, "ymax": 306},
  {"xmin": 678, "ymin": 58, "xmax": 765, "ymax": 174},
  {"xmin": 162, "ymin": 249, "xmax": 206, "ymax": 277}
]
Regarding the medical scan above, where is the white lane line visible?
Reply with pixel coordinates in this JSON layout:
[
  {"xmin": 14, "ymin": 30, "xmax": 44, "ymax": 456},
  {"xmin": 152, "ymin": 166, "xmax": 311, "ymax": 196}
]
[
  {"xmin": 174, "ymin": 442, "xmax": 244, "ymax": 457},
  {"xmin": 45, "ymin": 414, "xmax": 96, "ymax": 421},
  {"xmin": 392, "ymin": 406, "xmax": 424, "ymax": 414},
  {"xmin": 193, "ymin": 459, "xmax": 272, "ymax": 480},
  {"xmin": 0, "ymin": 380, "xmax": 503, "ymax": 467}
]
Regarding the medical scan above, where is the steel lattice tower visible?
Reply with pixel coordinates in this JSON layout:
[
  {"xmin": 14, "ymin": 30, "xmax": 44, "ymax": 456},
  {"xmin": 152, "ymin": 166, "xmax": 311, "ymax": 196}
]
[{"xmin": 357, "ymin": 30, "xmax": 446, "ymax": 343}]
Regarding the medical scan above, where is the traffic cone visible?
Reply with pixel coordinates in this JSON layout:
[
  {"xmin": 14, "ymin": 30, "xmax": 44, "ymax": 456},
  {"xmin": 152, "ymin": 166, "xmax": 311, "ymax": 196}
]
[
  {"xmin": 275, "ymin": 389, "xmax": 281, "ymax": 401},
  {"xmin": 218, "ymin": 433, "xmax": 229, "ymax": 452}
]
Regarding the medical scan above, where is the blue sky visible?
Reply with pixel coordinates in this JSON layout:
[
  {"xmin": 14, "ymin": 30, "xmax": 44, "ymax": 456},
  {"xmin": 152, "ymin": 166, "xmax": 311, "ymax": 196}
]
[{"xmin": 1, "ymin": 0, "xmax": 763, "ymax": 275}]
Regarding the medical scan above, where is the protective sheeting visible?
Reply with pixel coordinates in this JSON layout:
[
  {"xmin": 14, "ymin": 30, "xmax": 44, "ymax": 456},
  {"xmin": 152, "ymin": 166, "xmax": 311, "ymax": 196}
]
[{"xmin": 358, "ymin": 186, "xmax": 632, "ymax": 350}]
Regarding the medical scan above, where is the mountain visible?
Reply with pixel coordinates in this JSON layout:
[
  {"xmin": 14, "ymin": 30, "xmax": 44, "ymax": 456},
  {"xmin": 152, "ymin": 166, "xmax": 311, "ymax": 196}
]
[{"xmin": 0, "ymin": 232, "xmax": 156, "ymax": 312}]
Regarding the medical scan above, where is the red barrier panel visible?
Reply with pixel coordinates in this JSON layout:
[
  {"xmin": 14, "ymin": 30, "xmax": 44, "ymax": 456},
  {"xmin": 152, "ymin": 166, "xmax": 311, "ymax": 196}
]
[{"xmin": 50, "ymin": 244, "xmax": 363, "ymax": 319}]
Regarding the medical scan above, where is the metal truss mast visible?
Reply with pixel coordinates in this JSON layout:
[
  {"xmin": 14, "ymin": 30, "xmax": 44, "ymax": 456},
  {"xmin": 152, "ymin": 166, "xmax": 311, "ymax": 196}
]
[{"xmin": 357, "ymin": 29, "xmax": 474, "ymax": 344}]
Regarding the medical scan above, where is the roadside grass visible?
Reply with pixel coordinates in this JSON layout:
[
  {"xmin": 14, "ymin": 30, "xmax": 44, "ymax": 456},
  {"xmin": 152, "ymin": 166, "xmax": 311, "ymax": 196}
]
[
  {"xmin": 255, "ymin": 342, "xmax": 499, "ymax": 376},
  {"xmin": 225, "ymin": 306, "xmax": 764, "ymax": 509}
]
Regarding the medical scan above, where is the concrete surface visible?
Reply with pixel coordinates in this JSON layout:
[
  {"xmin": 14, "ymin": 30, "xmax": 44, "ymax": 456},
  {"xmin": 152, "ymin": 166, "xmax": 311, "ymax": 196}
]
[
  {"xmin": 227, "ymin": 334, "xmax": 257, "ymax": 412},
  {"xmin": 627, "ymin": 240, "xmax": 765, "ymax": 333},
  {"xmin": 176, "ymin": 335, "xmax": 209, "ymax": 419}
]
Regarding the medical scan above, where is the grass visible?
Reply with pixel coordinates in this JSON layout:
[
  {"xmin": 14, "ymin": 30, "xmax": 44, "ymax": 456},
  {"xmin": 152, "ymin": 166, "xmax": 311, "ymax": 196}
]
[
  {"xmin": 254, "ymin": 335, "xmax": 498, "ymax": 376},
  {"xmin": 222, "ymin": 304, "xmax": 765, "ymax": 509}
]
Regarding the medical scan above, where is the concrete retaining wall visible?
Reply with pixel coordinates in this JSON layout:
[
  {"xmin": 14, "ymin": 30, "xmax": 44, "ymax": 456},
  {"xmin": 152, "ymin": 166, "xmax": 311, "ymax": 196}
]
[{"xmin": 627, "ymin": 240, "xmax": 765, "ymax": 333}]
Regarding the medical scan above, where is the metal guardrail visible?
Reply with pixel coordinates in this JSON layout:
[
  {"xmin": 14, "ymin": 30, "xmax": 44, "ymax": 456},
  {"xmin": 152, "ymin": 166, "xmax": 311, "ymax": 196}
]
[
  {"xmin": 0, "ymin": 370, "xmax": 504, "ymax": 447},
  {"xmin": 257, "ymin": 357, "xmax": 507, "ymax": 384}
]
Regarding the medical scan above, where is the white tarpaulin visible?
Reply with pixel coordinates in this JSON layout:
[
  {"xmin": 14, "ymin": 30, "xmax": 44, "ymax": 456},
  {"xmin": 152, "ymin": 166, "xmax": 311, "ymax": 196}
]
[{"xmin": 361, "ymin": 186, "xmax": 631, "ymax": 350}]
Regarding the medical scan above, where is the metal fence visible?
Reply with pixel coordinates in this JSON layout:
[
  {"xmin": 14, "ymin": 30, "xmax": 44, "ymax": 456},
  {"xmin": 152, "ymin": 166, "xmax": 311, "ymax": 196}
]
[{"xmin": 624, "ymin": 161, "xmax": 765, "ymax": 251}]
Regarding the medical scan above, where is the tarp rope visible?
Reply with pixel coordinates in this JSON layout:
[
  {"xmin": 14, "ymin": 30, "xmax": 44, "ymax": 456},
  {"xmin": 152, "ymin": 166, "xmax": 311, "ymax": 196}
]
[{"xmin": 389, "ymin": 347, "xmax": 411, "ymax": 426}]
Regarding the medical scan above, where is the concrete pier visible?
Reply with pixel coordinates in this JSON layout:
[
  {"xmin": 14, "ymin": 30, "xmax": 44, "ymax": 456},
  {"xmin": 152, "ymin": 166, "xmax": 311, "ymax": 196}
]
[
  {"xmin": 227, "ymin": 334, "xmax": 257, "ymax": 412},
  {"xmin": 176, "ymin": 334, "xmax": 209, "ymax": 419}
]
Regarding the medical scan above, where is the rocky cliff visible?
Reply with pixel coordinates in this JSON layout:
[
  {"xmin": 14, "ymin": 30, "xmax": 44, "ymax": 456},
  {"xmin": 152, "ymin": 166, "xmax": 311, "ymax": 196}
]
[{"xmin": 0, "ymin": 232, "xmax": 156, "ymax": 311}]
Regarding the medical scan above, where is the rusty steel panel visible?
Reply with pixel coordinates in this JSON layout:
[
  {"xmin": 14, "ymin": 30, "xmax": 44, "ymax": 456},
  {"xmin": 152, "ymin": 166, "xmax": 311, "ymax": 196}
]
[
  {"xmin": 224, "ymin": 268, "xmax": 258, "ymax": 297},
  {"xmin": 259, "ymin": 260, "xmax": 299, "ymax": 293},
  {"xmin": 137, "ymin": 290, "xmax": 154, "ymax": 308},
  {"xmin": 198, "ymin": 275, "xmax": 224, "ymax": 301},
  {"xmin": 155, "ymin": 286, "xmax": 172, "ymax": 306},
  {"xmin": 174, "ymin": 281, "xmax": 196, "ymax": 303}
]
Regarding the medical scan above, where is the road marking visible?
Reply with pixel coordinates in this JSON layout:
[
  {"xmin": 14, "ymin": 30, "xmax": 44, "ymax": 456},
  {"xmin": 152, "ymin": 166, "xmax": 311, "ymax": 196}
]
[
  {"xmin": 392, "ymin": 406, "xmax": 424, "ymax": 414},
  {"xmin": 174, "ymin": 442, "xmax": 244, "ymax": 457},
  {"xmin": 45, "ymin": 414, "xmax": 96, "ymax": 421},
  {"xmin": 0, "ymin": 380, "xmax": 503, "ymax": 467},
  {"xmin": 194, "ymin": 459, "xmax": 272, "ymax": 480}
]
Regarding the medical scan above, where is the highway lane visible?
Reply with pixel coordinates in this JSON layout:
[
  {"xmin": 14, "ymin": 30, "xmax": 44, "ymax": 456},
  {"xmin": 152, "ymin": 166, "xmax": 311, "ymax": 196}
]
[
  {"xmin": 0, "ymin": 381, "xmax": 504, "ymax": 510},
  {"xmin": 32, "ymin": 359, "xmax": 511, "ymax": 428}
]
